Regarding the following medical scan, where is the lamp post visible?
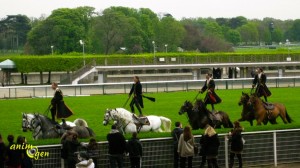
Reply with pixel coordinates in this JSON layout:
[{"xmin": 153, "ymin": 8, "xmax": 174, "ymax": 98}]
[
  {"xmin": 269, "ymin": 22, "xmax": 274, "ymax": 46},
  {"xmin": 79, "ymin": 40, "xmax": 85, "ymax": 66},
  {"xmin": 165, "ymin": 44, "xmax": 168, "ymax": 53},
  {"xmin": 152, "ymin": 41, "xmax": 156, "ymax": 62},
  {"xmin": 286, "ymin": 39, "xmax": 291, "ymax": 61},
  {"xmin": 51, "ymin": 45, "xmax": 54, "ymax": 55}
]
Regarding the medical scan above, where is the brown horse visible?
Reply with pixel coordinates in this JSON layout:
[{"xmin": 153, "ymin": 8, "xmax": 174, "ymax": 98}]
[
  {"xmin": 238, "ymin": 92, "xmax": 277, "ymax": 126},
  {"xmin": 248, "ymin": 94, "xmax": 292, "ymax": 125}
]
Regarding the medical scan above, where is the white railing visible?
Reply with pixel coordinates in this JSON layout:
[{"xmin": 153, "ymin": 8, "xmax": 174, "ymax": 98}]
[
  {"xmin": 33, "ymin": 128, "xmax": 300, "ymax": 167},
  {"xmin": 1, "ymin": 76, "xmax": 300, "ymax": 99}
]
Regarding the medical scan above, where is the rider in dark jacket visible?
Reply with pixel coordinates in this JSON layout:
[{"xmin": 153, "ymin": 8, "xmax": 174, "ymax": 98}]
[
  {"xmin": 129, "ymin": 76, "xmax": 144, "ymax": 116},
  {"xmin": 200, "ymin": 73, "xmax": 222, "ymax": 112},
  {"xmin": 252, "ymin": 68, "xmax": 271, "ymax": 102}
]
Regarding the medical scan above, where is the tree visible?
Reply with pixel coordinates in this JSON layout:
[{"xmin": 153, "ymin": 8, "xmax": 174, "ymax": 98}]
[
  {"xmin": 286, "ymin": 19, "xmax": 300, "ymax": 41},
  {"xmin": 0, "ymin": 15, "xmax": 31, "ymax": 52},
  {"xmin": 229, "ymin": 16, "xmax": 247, "ymax": 29},
  {"xmin": 155, "ymin": 16, "xmax": 185, "ymax": 52},
  {"xmin": 27, "ymin": 7, "xmax": 94, "ymax": 55},
  {"xmin": 225, "ymin": 29, "xmax": 241, "ymax": 45},
  {"xmin": 238, "ymin": 22, "xmax": 259, "ymax": 44}
]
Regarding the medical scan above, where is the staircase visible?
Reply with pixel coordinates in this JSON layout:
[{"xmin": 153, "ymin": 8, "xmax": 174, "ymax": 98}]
[{"xmin": 60, "ymin": 60, "xmax": 97, "ymax": 84}]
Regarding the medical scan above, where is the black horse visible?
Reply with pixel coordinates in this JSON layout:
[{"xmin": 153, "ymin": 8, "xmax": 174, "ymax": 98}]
[{"xmin": 179, "ymin": 100, "xmax": 233, "ymax": 129}]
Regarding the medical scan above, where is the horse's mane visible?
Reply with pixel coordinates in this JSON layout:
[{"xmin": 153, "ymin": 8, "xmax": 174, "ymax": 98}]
[
  {"xmin": 194, "ymin": 99, "xmax": 208, "ymax": 112},
  {"xmin": 35, "ymin": 114, "xmax": 56, "ymax": 125},
  {"xmin": 112, "ymin": 108, "xmax": 133, "ymax": 122}
]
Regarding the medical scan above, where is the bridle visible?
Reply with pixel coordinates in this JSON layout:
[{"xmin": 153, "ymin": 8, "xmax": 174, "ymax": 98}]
[
  {"xmin": 104, "ymin": 109, "xmax": 130, "ymax": 134},
  {"xmin": 30, "ymin": 115, "xmax": 61, "ymax": 139},
  {"xmin": 22, "ymin": 114, "xmax": 30, "ymax": 130},
  {"xmin": 30, "ymin": 116, "xmax": 43, "ymax": 139}
]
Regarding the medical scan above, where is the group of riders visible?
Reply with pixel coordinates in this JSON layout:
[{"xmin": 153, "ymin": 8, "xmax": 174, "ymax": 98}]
[{"xmin": 49, "ymin": 67, "xmax": 271, "ymax": 123}]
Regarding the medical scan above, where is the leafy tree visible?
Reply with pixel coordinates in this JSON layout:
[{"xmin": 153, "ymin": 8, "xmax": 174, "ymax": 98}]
[
  {"xmin": 229, "ymin": 16, "xmax": 247, "ymax": 29},
  {"xmin": 225, "ymin": 29, "xmax": 241, "ymax": 45},
  {"xmin": 155, "ymin": 16, "xmax": 185, "ymax": 52},
  {"xmin": 27, "ymin": 7, "xmax": 94, "ymax": 54},
  {"xmin": 286, "ymin": 19, "xmax": 300, "ymax": 41},
  {"xmin": 238, "ymin": 22, "xmax": 259, "ymax": 44}
]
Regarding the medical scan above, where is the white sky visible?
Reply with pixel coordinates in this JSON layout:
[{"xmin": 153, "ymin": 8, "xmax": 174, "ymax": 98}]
[{"xmin": 1, "ymin": 0, "xmax": 300, "ymax": 20}]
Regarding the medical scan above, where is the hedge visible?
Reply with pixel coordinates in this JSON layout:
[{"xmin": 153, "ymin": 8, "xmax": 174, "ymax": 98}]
[{"xmin": 0, "ymin": 51, "xmax": 299, "ymax": 72}]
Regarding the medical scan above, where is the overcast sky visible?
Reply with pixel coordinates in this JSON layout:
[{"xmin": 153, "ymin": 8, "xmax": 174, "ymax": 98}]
[{"xmin": 1, "ymin": 0, "xmax": 300, "ymax": 20}]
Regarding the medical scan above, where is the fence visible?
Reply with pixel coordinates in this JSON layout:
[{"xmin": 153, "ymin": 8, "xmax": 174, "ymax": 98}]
[
  {"xmin": 31, "ymin": 129, "xmax": 300, "ymax": 168},
  {"xmin": 1, "ymin": 77, "xmax": 300, "ymax": 99}
]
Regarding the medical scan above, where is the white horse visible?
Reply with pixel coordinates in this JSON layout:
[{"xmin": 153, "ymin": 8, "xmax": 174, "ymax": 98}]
[
  {"xmin": 22, "ymin": 113, "xmax": 87, "ymax": 131},
  {"xmin": 103, "ymin": 108, "xmax": 172, "ymax": 133}
]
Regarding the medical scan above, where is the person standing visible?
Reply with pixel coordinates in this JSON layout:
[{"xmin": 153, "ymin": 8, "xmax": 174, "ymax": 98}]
[
  {"xmin": 61, "ymin": 131, "xmax": 81, "ymax": 168},
  {"xmin": 0, "ymin": 134, "xmax": 5, "ymax": 168},
  {"xmin": 107, "ymin": 125, "xmax": 127, "ymax": 168},
  {"xmin": 50, "ymin": 82, "xmax": 63, "ymax": 122},
  {"xmin": 86, "ymin": 138, "xmax": 99, "ymax": 168},
  {"xmin": 127, "ymin": 132, "xmax": 143, "ymax": 168},
  {"xmin": 5, "ymin": 135, "xmax": 22, "ymax": 168},
  {"xmin": 199, "ymin": 133, "xmax": 207, "ymax": 168},
  {"xmin": 171, "ymin": 122, "xmax": 183, "ymax": 168},
  {"xmin": 200, "ymin": 73, "xmax": 222, "ymax": 112},
  {"xmin": 252, "ymin": 68, "xmax": 271, "ymax": 102},
  {"xmin": 17, "ymin": 136, "xmax": 33, "ymax": 168},
  {"xmin": 203, "ymin": 126, "xmax": 220, "ymax": 168},
  {"xmin": 229, "ymin": 121, "xmax": 244, "ymax": 168},
  {"xmin": 177, "ymin": 126, "xmax": 195, "ymax": 168},
  {"xmin": 50, "ymin": 82, "xmax": 73, "ymax": 122},
  {"xmin": 129, "ymin": 76, "xmax": 144, "ymax": 116}
]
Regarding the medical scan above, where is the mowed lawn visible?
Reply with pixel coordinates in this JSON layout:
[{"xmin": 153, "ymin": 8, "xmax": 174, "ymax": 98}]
[{"xmin": 0, "ymin": 87, "xmax": 299, "ymax": 145}]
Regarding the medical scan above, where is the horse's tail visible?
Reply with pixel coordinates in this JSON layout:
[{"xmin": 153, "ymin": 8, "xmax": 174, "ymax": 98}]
[
  {"xmin": 159, "ymin": 116, "xmax": 172, "ymax": 132},
  {"xmin": 285, "ymin": 110, "xmax": 292, "ymax": 123},
  {"xmin": 74, "ymin": 118, "xmax": 88, "ymax": 127},
  {"xmin": 86, "ymin": 127, "xmax": 96, "ymax": 137}
]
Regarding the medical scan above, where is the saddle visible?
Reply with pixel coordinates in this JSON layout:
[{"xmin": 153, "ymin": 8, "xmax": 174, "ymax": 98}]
[
  {"xmin": 207, "ymin": 111, "xmax": 222, "ymax": 122},
  {"xmin": 132, "ymin": 114, "xmax": 150, "ymax": 126},
  {"xmin": 263, "ymin": 102, "xmax": 274, "ymax": 110}
]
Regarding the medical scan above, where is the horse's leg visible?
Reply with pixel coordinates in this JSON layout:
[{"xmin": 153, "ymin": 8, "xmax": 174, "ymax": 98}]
[
  {"xmin": 249, "ymin": 120, "xmax": 253, "ymax": 126},
  {"xmin": 277, "ymin": 106, "xmax": 289, "ymax": 124}
]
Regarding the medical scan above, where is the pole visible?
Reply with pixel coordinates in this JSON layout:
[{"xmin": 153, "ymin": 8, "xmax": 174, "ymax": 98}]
[
  {"xmin": 225, "ymin": 135, "xmax": 229, "ymax": 168},
  {"xmin": 273, "ymin": 131, "xmax": 277, "ymax": 167},
  {"xmin": 83, "ymin": 42, "xmax": 85, "ymax": 66}
]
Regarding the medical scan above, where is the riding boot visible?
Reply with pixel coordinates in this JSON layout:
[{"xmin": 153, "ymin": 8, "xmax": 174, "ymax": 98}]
[
  {"xmin": 264, "ymin": 96, "xmax": 268, "ymax": 102},
  {"xmin": 211, "ymin": 104, "xmax": 215, "ymax": 112},
  {"xmin": 130, "ymin": 99, "xmax": 135, "ymax": 113}
]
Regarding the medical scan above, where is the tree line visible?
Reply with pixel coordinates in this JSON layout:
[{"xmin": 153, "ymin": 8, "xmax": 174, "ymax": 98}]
[{"xmin": 1, "ymin": 6, "xmax": 300, "ymax": 55}]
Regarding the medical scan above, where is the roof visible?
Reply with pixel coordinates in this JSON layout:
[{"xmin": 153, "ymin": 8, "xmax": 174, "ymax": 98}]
[{"xmin": 0, "ymin": 59, "xmax": 16, "ymax": 69}]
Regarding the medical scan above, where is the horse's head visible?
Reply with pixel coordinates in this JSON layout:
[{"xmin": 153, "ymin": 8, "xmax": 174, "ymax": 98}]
[
  {"xmin": 22, "ymin": 113, "xmax": 34, "ymax": 132},
  {"xmin": 239, "ymin": 92, "xmax": 250, "ymax": 106},
  {"xmin": 103, "ymin": 109, "xmax": 113, "ymax": 126},
  {"xmin": 179, "ymin": 101, "xmax": 193, "ymax": 115},
  {"xmin": 248, "ymin": 94, "xmax": 258, "ymax": 106}
]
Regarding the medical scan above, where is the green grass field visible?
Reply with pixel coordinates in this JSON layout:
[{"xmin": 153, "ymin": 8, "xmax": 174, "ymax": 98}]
[{"xmin": 0, "ymin": 87, "xmax": 299, "ymax": 145}]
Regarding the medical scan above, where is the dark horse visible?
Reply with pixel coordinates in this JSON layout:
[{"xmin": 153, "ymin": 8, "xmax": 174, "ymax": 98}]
[
  {"xmin": 179, "ymin": 100, "xmax": 233, "ymax": 129},
  {"xmin": 30, "ymin": 114, "xmax": 95, "ymax": 140}
]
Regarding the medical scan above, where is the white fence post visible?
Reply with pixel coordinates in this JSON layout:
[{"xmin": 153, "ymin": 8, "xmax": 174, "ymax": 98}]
[
  {"xmin": 225, "ymin": 135, "xmax": 229, "ymax": 168},
  {"xmin": 61, "ymin": 158, "xmax": 65, "ymax": 168},
  {"xmin": 273, "ymin": 131, "xmax": 277, "ymax": 167}
]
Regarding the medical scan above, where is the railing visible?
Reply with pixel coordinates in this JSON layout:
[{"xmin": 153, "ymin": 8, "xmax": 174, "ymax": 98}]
[
  {"xmin": 98, "ymin": 54, "xmax": 300, "ymax": 66},
  {"xmin": 0, "ymin": 76, "xmax": 300, "ymax": 99},
  {"xmin": 31, "ymin": 129, "xmax": 300, "ymax": 168}
]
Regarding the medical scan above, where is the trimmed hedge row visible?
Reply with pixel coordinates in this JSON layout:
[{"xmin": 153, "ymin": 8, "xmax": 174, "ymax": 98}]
[{"xmin": 1, "ymin": 51, "xmax": 299, "ymax": 72}]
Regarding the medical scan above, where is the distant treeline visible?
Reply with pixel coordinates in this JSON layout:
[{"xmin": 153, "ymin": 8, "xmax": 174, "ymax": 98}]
[{"xmin": 0, "ymin": 6, "xmax": 300, "ymax": 55}]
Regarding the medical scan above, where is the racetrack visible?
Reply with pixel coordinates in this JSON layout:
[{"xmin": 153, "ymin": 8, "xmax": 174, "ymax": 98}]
[{"xmin": 0, "ymin": 87, "xmax": 299, "ymax": 145}]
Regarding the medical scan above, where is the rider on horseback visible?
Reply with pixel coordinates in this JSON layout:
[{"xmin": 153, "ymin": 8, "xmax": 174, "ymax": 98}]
[
  {"xmin": 252, "ymin": 68, "xmax": 271, "ymax": 102},
  {"xmin": 200, "ymin": 73, "xmax": 222, "ymax": 112},
  {"xmin": 129, "ymin": 76, "xmax": 144, "ymax": 117}
]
